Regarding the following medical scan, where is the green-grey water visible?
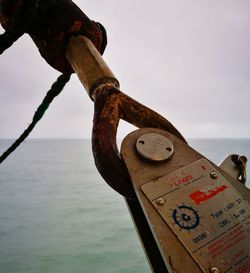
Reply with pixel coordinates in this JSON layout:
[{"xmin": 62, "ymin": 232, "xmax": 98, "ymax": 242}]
[{"xmin": 0, "ymin": 139, "xmax": 249, "ymax": 273}]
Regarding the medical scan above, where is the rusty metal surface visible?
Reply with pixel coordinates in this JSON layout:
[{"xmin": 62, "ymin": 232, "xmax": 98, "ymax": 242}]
[
  {"xmin": 1, "ymin": 0, "xmax": 187, "ymax": 198},
  {"xmin": 92, "ymin": 88, "xmax": 186, "ymax": 198},
  {"xmin": 66, "ymin": 35, "xmax": 187, "ymax": 198},
  {"xmin": 121, "ymin": 128, "xmax": 250, "ymax": 273},
  {"xmin": 0, "ymin": 0, "xmax": 106, "ymax": 73}
]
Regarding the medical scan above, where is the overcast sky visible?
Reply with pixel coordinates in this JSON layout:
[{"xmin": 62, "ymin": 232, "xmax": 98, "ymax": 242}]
[{"xmin": 0, "ymin": 0, "xmax": 249, "ymax": 139}]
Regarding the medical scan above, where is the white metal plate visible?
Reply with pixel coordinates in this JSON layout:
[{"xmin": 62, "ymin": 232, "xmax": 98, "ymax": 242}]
[{"xmin": 141, "ymin": 159, "xmax": 250, "ymax": 273}]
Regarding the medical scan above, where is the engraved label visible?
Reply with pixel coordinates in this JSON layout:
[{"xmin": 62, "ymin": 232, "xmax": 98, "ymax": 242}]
[{"xmin": 141, "ymin": 159, "xmax": 250, "ymax": 273}]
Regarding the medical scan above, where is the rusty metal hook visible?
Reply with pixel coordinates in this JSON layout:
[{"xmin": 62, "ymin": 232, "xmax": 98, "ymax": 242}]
[
  {"xmin": 91, "ymin": 87, "xmax": 186, "ymax": 198},
  {"xmin": 66, "ymin": 35, "xmax": 186, "ymax": 198},
  {"xmin": 0, "ymin": 0, "xmax": 107, "ymax": 72},
  {"xmin": 1, "ymin": 0, "xmax": 186, "ymax": 199}
]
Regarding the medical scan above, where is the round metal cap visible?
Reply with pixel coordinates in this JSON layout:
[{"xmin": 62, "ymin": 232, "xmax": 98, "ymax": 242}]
[{"xmin": 136, "ymin": 133, "xmax": 174, "ymax": 162}]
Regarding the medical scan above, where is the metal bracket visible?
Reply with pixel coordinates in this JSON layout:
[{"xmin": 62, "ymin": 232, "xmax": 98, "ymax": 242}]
[
  {"xmin": 121, "ymin": 128, "xmax": 250, "ymax": 273},
  {"xmin": 219, "ymin": 155, "xmax": 247, "ymax": 185}
]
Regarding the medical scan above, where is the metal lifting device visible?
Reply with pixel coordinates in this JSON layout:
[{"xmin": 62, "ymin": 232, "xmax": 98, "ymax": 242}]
[{"xmin": 0, "ymin": 1, "xmax": 249, "ymax": 272}]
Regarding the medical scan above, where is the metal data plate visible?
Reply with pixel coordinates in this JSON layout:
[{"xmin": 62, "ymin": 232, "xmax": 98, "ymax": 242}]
[{"xmin": 141, "ymin": 159, "xmax": 250, "ymax": 273}]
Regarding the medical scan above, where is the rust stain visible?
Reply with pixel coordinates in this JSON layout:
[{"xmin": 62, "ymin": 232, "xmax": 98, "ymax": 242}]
[
  {"xmin": 0, "ymin": 0, "xmax": 106, "ymax": 73},
  {"xmin": 92, "ymin": 87, "xmax": 186, "ymax": 198}
]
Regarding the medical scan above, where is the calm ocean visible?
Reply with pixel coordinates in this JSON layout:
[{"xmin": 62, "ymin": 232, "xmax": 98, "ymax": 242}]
[{"xmin": 0, "ymin": 139, "xmax": 249, "ymax": 273}]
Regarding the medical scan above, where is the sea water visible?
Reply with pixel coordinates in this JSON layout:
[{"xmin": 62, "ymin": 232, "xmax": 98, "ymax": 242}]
[{"xmin": 0, "ymin": 139, "xmax": 249, "ymax": 273}]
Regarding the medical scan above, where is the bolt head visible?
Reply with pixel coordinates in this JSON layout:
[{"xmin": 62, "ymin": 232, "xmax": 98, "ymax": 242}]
[
  {"xmin": 156, "ymin": 198, "xmax": 165, "ymax": 206},
  {"xmin": 210, "ymin": 171, "xmax": 218, "ymax": 179},
  {"xmin": 210, "ymin": 267, "xmax": 220, "ymax": 273}
]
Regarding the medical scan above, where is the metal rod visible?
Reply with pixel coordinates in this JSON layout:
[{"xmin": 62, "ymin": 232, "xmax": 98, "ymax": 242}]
[{"xmin": 66, "ymin": 35, "xmax": 119, "ymax": 100}]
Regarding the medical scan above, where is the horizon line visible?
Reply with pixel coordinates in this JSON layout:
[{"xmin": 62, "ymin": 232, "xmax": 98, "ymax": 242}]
[{"xmin": 0, "ymin": 137, "xmax": 249, "ymax": 140}]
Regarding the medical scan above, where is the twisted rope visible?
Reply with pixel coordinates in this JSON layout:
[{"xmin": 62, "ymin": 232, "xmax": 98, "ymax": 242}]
[
  {"xmin": 0, "ymin": 73, "xmax": 71, "ymax": 163},
  {"xmin": 0, "ymin": 1, "xmax": 73, "ymax": 163},
  {"xmin": 0, "ymin": 30, "xmax": 22, "ymax": 54}
]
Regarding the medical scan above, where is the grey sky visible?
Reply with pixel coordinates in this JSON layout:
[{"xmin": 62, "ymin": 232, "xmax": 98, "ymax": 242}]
[{"xmin": 0, "ymin": 0, "xmax": 249, "ymax": 139}]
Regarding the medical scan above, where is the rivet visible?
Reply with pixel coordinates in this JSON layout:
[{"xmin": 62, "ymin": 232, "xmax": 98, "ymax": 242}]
[
  {"xmin": 156, "ymin": 198, "xmax": 165, "ymax": 206},
  {"xmin": 210, "ymin": 171, "xmax": 218, "ymax": 179},
  {"xmin": 210, "ymin": 267, "xmax": 220, "ymax": 273}
]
